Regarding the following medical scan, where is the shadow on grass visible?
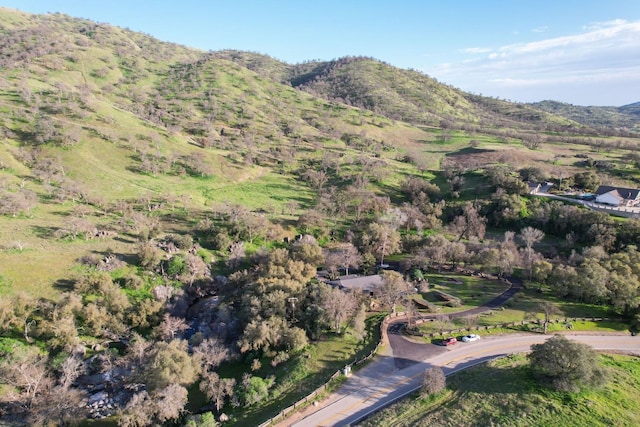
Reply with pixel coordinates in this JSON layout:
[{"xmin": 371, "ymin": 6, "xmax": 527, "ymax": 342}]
[
  {"xmin": 558, "ymin": 302, "xmax": 616, "ymax": 319},
  {"xmin": 446, "ymin": 359, "xmax": 535, "ymax": 395},
  {"xmin": 53, "ymin": 278, "xmax": 75, "ymax": 292},
  {"xmin": 448, "ymin": 146, "xmax": 495, "ymax": 155},
  {"xmin": 112, "ymin": 235, "xmax": 136, "ymax": 244},
  {"xmin": 30, "ymin": 225, "xmax": 59, "ymax": 238}
]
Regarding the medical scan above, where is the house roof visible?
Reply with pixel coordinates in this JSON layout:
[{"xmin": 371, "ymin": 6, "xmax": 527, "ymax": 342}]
[
  {"xmin": 597, "ymin": 189, "xmax": 624, "ymax": 203},
  {"xmin": 329, "ymin": 274, "xmax": 383, "ymax": 293},
  {"xmin": 527, "ymin": 182, "xmax": 541, "ymax": 190},
  {"xmin": 595, "ymin": 185, "xmax": 640, "ymax": 200}
]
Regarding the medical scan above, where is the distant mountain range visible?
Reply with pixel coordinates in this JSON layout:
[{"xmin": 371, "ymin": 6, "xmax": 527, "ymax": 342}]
[{"xmin": 530, "ymin": 100, "xmax": 640, "ymax": 134}]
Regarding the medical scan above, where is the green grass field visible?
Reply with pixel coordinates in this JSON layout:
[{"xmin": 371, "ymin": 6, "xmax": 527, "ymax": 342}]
[
  {"xmin": 418, "ymin": 273, "xmax": 510, "ymax": 313},
  {"xmin": 360, "ymin": 353, "xmax": 640, "ymax": 427},
  {"xmin": 405, "ymin": 272, "xmax": 627, "ymax": 338}
]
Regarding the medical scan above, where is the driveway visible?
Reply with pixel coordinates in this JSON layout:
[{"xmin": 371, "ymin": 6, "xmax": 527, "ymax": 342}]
[
  {"xmin": 287, "ymin": 334, "xmax": 639, "ymax": 427},
  {"xmin": 387, "ymin": 275, "xmax": 523, "ymax": 367},
  {"xmin": 275, "ymin": 275, "xmax": 525, "ymax": 426}
]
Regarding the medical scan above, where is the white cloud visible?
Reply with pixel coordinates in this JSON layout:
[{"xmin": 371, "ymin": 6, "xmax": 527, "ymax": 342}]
[
  {"xmin": 428, "ymin": 19, "xmax": 640, "ymax": 105},
  {"xmin": 583, "ymin": 19, "xmax": 628, "ymax": 31}
]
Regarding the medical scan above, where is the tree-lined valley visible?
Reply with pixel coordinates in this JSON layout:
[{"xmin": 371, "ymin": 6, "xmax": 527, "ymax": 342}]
[{"xmin": 1, "ymin": 8, "xmax": 639, "ymax": 427}]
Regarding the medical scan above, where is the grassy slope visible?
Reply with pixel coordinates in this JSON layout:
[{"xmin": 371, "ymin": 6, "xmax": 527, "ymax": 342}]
[
  {"xmin": 0, "ymin": 9, "xmax": 422, "ymax": 294},
  {"xmin": 531, "ymin": 100, "xmax": 640, "ymax": 132},
  {"xmin": 361, "ymin": 353, "xmax": 640, "ymax": 427},
  {"xmin": 0, "ymin": 9, "xmax": 637, "ymax": 427},
  {"xmin": 0, "ymin": 7, "xmax": 638, "ymax": 299}
]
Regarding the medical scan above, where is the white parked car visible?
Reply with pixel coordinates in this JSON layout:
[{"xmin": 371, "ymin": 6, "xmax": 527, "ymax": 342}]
[{"xmin": 461, "ymin": 334, "xmax": 480, "ymax": 342}]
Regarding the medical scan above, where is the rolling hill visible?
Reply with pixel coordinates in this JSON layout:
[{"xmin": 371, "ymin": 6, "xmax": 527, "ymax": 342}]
[
  {"xmin": 0, "ymin": 6, "xmax": 638, "ymax": 293},
  {"xmin": 0, "ymin": 9, "xmax": 633, "ymax": 298},
  {"xmin": 2, "ymin": 8, "xmax": 640, "ymax": 427},
  {"xmin": 530, "ymin": 100, "xmax": 640, "ymax": 133}
]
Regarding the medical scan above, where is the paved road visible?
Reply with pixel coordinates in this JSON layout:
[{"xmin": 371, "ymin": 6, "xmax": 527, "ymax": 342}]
[
  {"xmin": 277, "ymin": 276, "xmax": 632, "ymax": 427},
  {"xmin": 289, "ymin": 334, "xmax": 639, "ymax": 427},
  {"xmin": 387, "ymin": 275, "xmax": 522, "ymax": 368},
  {"xmin": 277, "ymin": 275, "xmax": 524, "ymax": 426}
]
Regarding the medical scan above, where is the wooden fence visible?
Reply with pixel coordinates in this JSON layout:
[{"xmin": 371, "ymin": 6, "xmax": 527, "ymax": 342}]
[
  {"xmin": 413, "ymin": 317, "xmax": 616, "ymax": 338},
  {"xmin": 257, "ymin": 314, "xmax": 390, "ymax": 427},
  {"xmin": 257, "ymin": 311, "xmax": 618, "ymax": 426}
]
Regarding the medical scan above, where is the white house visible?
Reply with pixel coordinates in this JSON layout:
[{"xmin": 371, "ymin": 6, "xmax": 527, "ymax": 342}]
[{"xmin": 595, "ymin": 186, "xmax": 640, "ymax": 207}]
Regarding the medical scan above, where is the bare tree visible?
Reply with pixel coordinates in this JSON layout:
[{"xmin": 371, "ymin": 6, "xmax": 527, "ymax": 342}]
[
  {"xmin": 325, "ymin": 243, "xmax": 363, "ymax": 277},
  {"xmin": 193, "ymin": 338, "xmax": 230, "ymax": 372},
  {"xmin": 519, "ymin": 226, "xmax": 545, "ymax": 280},
  {"xmin": 154, "ymin": 384, "xmax": 189, "ymax": 423},
  {"xmin": 451, "ymin": 202, "xmax": 486, "ymax": 242},
  {"xmin": 350, "ymin": 303, "xmax": 367, "ymax": 341},
  {"xmin": 29, "ymin": 385, "xmax": 87, "ymax": 427},
  {"xmin": 530, "ymin": 302, "xmax": 561, "ymax": 335},
  {"xmin": 339, "ymin": 243, "xmax": 363, "ymax": 275},
  {"xmin": 199, "ymin": 371, "xmax": 236, "ymax": 412},
  {"xmin": 365, "ymin": 221, "xmax": 401, "ymax": 267},
  {"xmin": 58, "ymin": 354, "xmax": 85, "ymax": 389},
  {"xmin": 181, "ymin": 253, "xmax": 209, "ymax": 286},
  {"xmin": 377, "ymin": 271, "xmax": 412, "ymax": 314},
  {"xmin": 422, "ymin": 366, "xmax": 446, "ymax": 395},
  {"xmin": 419, "ymin": 234, "xmax": 449, "ymax": 272},
  {"xmin": 496, "ymin": 231, "xmax": 520, "ymax": 277},
  {"xmin": 321, "ymin": 287, "xmax": 358, "ymax": 332},
  {"xmin": 324, "ymin": 249, "xmax": 343, "ymax": 279},
  {"xmin": 0, "ymin": 350, "xmax": 54, "ymax": 411},
  {"xmin": 118, "ymin": 391, "xmax": 153, "ymax": 427},
  {"xmin": 156, "ymin": 314, "xmax": 190, "ymax": 341}
]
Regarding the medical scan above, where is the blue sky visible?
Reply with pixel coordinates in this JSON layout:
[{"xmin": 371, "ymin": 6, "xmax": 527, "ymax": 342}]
[{"xmin": 2, "ymin": 0, "xmax": 640, "ymax": 106}]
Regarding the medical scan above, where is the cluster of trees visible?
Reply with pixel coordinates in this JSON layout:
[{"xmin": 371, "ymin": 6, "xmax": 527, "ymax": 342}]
[
  {"xmin": 3, "ymin": 10, "xmax": 640, "ymax": 426},
  {"xmin": 3, "ymin": 153, "xmax": 640, "ymax": 425},
  {"xmin": 0, "ymin": 187, "xmax": 37, "ymax": 217},
  {"xmin": 542, "ymin": 245, "xmax": 640, "ymax": 318}
]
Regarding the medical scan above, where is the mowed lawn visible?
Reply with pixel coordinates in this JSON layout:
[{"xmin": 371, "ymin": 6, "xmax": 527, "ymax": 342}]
[
  {"xmin": 417, "ymin": 273, "xmax": 510, "ymax": 313},
  {"xmin": 413, "ymin": 277, "xmax": 627, "ymax": 336}
]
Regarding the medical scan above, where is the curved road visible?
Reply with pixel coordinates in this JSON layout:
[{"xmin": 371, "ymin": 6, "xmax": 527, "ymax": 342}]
[
  {"xmin": 279, "ymin": 277, "xmax": 638, "ymax": 427},
  {"xmin": 387, "ymin": 275, "xmax": 522, "ymax": 368},
  {"xmin": 288, "ymin": 334, "xmax": 639, "ymax": 427}
]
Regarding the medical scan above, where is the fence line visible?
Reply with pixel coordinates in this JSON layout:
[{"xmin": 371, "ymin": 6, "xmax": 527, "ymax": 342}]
[
  {"xmin": 414, "ymin": 317, "xmax": 616, "ymax": 338},
  {"xmin": 258, "ymin": 310, "xmax": 617, "ymax": 426},
  {"xmin": 257, "ymin": 314, "xmax": 391, "ymax": 427}
]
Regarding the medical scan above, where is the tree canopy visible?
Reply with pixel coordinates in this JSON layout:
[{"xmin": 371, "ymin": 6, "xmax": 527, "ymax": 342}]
[{"xmin": 528, "ymin": 335, "xmax": 608, "ymax": 393}]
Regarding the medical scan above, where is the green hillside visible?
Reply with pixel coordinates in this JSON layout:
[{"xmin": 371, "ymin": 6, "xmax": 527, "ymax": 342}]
[
  {"xmin": 531, "ymin": 100, "xmax": 640, "ymax": 133},
  {"xmin": 0, "ymin": 8, "xmax": 639, "ymax": 427},
  {"xmin": 1, "ymin": 6, "xmax": 639, "ymax": 293}
]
